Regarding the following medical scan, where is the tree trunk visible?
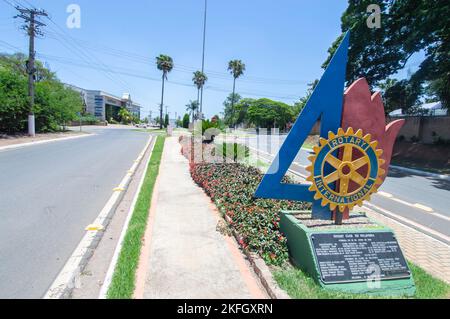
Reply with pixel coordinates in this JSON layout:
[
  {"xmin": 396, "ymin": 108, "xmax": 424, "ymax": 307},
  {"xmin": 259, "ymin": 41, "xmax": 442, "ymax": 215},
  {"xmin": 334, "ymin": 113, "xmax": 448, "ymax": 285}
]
[
  {"xmin": 160, "ymin": 73, "xmax": 165, "ymax": 129},
  {"xmin": 197, "ymin": 88, "xmax": 200, "ymax": 121},
  {"xmin": 231, "ymin": 78, "xmax": 236, "ymax": 128}
]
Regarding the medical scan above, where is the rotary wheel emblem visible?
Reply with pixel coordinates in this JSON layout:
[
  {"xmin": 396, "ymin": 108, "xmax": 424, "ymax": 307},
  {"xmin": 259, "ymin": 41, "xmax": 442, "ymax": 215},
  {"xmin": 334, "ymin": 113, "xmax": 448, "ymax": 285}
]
[{"xmin": 306, "ymin": 127, "xmax": 385, "ymax": 213}]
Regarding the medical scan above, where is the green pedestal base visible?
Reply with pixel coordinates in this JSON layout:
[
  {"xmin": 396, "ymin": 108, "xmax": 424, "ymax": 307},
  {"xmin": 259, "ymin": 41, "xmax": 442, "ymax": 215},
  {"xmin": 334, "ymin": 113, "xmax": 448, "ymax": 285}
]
[{"xmin": 280, "ymin": 211, "xmax": 416, "ymax": 297}]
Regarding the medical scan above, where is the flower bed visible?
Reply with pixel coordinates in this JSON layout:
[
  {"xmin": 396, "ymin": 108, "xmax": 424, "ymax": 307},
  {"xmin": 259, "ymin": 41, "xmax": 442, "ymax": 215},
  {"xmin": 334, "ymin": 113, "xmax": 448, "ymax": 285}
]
[{"xmin": 180, "ymin": 136, "xmax": 310, "ymax": 265}]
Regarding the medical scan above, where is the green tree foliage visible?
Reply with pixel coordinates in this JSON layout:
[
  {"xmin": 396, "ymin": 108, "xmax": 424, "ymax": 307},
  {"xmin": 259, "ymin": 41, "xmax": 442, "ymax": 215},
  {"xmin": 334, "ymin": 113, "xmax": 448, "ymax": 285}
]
[
  {"xmin": 227, "ymin": 60, "xmax": 246, "ymax": 122},
  {"xmin": 0, "ymin": 68, "xmax": 28, "ymax": 133},
  {"xmin": 164, "ymin": 113, "xmax": 169, "ymax": 128},
  {"xmin": 193, "ymin": 70, "xmax": 208, "ymax": 97},
  {"xmin": 185, "ymin": 100, "xmax": 199, "ymax": 122},
  {"xmin": 247, "ymin": 98, "xmax": 294, "ymax": 130},
  {"xmin": 118, "ymin": 107, "xmax": 132, "ymax": 124},
  {"xmin": 0, "ymin": 53, "xmax": 82, "ymax": 133},
  {"xmin": 156, "ymin": 54, "xmax": 174, "ymax": 129},
  {"xmin": 182, "ymin": 113, "xmax": 190, "ymax": 129},
  {"xmin": 232, "ymin": 98, "xmax": 254, "ymax": 127},
  {"xmin": 292, "ymin": 80, "xmax": 318, "ymax": 118},
  {"xmin": 223, "ymin": 93, "xmax": 242, "ymax": 126},
  {"xmin": 323, "ymin": 0, "xmax": 450, "ymax": 109},
  {"xmin": 193, "ymin": 71, "xmax": 208, "ymax": 90},
  {"xmin": 34, "ymin": 81, "xmax": 83, "ymax": 131}
]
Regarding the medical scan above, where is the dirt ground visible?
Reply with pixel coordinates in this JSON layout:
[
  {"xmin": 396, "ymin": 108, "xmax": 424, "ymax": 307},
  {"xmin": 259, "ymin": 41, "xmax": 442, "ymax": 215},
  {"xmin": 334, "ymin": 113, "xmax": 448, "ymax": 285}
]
[
  {"xmin": 391, "ymin": 140, "xmax": 450, "ymax": 174},
  {"xmin": 306, "ymin": 135, "xmax": 449, "ymax": 174},
  {"xmin": 0, "ymin": 131, "xmax": 87, "ymax": 148}
]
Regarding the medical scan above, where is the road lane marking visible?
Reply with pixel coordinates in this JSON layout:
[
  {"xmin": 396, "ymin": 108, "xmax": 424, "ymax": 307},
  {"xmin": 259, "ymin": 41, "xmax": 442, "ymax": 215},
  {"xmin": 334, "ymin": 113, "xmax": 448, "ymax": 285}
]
[
  {"xmin": 85, "ymin": 224, "xmax": 104, "ymax": 232},
  {"xmin": 250, "ymin": 145, "xmax": 450, "ymax": 224},
  {"xmin": 364, "ymin": 202, "xmax": 450, "ymax": 245},
  {"xmin": 378, "ymin": 191, "xmax": 393, "ymax": 198},
  {"xmin": 413, "ymin": 203, "xmax": 434, "ymax": 212},
  {"xmin": 293, "ymin": 161, "xmax": 308, "ymax": 169},
  {"xmin": 44, "ymin": 135, "xmax": 154, "ymax": 299},
  {"xmin": 0, "ymin": 133, "xmax": 94, "ymax": 152}
]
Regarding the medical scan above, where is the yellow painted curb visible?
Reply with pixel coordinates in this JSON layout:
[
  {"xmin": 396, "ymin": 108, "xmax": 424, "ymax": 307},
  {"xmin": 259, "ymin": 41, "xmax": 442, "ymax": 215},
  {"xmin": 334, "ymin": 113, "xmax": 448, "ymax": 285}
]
[{"xmin": 85, "ymin": 224, "xmax": 104, "ymax": 231}]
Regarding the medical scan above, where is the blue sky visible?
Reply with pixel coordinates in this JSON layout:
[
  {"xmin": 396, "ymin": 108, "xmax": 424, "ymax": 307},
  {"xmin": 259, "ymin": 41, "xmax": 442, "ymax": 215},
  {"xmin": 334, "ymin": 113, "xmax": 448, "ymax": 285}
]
[{"xmin": 0, "ymin": 0, "xmax": 423, "ymax": 119}]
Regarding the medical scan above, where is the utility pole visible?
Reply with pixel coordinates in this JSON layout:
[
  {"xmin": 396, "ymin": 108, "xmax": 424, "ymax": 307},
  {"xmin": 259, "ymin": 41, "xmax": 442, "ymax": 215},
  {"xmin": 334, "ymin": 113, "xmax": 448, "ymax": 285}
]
[
  {"xmin": 15, "ymin": 7, "xmax": 48, "ymax": 137},
  {"xmin": 199, "ymin": 0, "xmax": 207, "ymax": 119}
]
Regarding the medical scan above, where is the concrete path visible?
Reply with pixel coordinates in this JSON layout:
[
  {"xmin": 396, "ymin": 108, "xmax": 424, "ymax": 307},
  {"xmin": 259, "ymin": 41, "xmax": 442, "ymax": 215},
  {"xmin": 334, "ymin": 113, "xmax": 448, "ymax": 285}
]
[{"xmin": 135, "ymin": 137, "xmax": 267, "ymax": 299}]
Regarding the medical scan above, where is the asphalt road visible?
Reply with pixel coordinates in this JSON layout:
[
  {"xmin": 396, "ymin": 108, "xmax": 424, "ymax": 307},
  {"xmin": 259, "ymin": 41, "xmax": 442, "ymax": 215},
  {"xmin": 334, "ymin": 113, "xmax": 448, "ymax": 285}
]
[
  {"xmin": 0, "ymin": 127, "xmax": 149, "ymax": 298},
  {"xmin": 238, "ymin": 134, "xmax": 450, "ymax": 242}
]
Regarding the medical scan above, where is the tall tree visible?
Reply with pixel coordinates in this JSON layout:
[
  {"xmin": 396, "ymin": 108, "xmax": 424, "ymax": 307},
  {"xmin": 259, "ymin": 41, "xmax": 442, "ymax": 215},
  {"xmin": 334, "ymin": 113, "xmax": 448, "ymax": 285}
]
[
  {"xmin": 227, "ymin": 60, "xmax": 246, "ymax": 125},
  {"xmin": 292, "ymin": 80, "xmax": 319, "ymax": 118},
  {"xmin": 223, "ymin": 93, "xmax": 241, "ymax": 126},
  {"xmin": 156, "ymin": 54, "xmax": 174, "ymax": 129},
  {"xmin": 322, "ymin": 0, "xmax": 450, "ymax": 109},
  {"xmin": 247, "ymin": 98, "xmax": 294, "ymax": 130},
  {"xmin": 192, "ymin": 70, "xmax": 208, "ymax": 118},
  {"xmin": 186, "ymin": 100, "xmax": 199, "ymax": 122}
]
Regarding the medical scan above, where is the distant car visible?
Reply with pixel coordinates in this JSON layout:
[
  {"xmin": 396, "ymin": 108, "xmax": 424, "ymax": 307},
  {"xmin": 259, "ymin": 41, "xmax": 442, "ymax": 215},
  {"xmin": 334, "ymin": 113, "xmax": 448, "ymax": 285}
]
[{"xmin": 135, "ymin": 123, "xmax": 149, "ymax": 129}]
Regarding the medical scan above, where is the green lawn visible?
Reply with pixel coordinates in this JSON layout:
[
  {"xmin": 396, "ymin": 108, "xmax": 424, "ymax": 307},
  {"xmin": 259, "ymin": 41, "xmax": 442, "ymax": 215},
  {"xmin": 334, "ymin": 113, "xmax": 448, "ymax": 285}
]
[
  {"xmin": 273, "ymin": 262, "xmax": 450, "ymax": 299},
  {"xmin": 301, "ymin": 143, "xmax": 315, "ymax": 151},
  {"xmin": 107, "ymin": 136, "xmax": 165, "ymax": 299}
]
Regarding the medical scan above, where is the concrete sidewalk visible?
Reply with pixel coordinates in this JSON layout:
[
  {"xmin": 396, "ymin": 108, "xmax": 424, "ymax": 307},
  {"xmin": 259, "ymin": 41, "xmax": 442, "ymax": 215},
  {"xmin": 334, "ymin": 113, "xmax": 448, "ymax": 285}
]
[{"xmin": 134, "ymin": 137, "xmax": 267, "ymax": 299}]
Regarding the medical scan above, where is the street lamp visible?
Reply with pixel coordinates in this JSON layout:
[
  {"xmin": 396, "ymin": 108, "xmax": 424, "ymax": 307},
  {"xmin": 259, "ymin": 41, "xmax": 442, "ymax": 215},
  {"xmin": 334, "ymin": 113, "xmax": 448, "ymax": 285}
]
[{"xmin": 199, "ymin": 0, "xmax": 207, "ymax": 118}]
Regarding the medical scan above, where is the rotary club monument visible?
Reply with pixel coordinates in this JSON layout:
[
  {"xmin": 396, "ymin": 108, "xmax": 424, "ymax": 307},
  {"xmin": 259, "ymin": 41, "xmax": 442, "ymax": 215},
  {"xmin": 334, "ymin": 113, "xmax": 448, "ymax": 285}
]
[{"xmin": 255, "ymin": 32, "xmax": 415, "ymax": 296}]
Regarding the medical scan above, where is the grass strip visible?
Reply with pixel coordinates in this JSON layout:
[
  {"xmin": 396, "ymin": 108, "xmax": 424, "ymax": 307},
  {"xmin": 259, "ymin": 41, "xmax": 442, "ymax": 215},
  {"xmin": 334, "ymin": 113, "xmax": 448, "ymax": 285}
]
[
  {"xmin": 107, "ymin": 136, "xmax": 165, "ymax": 299},
  {"xmin": 273, "ymin": 262, "xmax": 450, "ymax": 299}
]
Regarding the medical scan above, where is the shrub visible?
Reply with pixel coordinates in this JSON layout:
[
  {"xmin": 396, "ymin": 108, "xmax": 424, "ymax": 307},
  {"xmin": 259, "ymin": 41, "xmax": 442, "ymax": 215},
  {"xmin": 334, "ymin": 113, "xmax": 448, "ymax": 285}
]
[
  {"xmin": 213, "ymin": 142, "xmax": 250, "ymax": 161},
  {"xmin": 190, "ymin": 162, "xmax": 310, "ymax": 265},
  {"xmin": 182, "ymin": 113, "xmax": 190, "ymax": 128},
  {"xmin": 0, "ymin": 68, "xmax": 28, "ymax": 133},
  {"xmin": 80, "ymin": 113, "xmax": 99, "ymax": 125},
  {"xmin": 0, "ymin": 54, "xmax": 83, "ymax": 133}
]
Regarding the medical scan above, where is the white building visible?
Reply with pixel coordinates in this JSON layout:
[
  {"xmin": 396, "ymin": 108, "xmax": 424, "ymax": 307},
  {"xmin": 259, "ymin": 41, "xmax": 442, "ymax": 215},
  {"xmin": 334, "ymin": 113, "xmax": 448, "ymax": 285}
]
[
  {"xmin": 389, "ymin": 101, "xmax": 447, "ymax": 117},
  {"xmin": 65, "ymin": 84, "xmax": 142, "ymax": 121}
]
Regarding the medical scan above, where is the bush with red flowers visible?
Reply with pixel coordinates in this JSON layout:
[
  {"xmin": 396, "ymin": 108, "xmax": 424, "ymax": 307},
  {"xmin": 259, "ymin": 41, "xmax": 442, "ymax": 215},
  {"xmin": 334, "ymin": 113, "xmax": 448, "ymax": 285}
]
[{"xmin": 190, "ymin": 162, "xmax": 310, "ymax": 265}]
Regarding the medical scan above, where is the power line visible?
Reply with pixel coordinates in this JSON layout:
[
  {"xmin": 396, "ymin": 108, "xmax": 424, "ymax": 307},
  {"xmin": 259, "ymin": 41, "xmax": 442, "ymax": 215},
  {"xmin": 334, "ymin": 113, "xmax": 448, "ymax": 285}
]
[
  {"xmin": 0, "ymin": 37, "xmax": 300, "ymax": 102},
  {"xmin": 44, "ymin": 15, "xmax": 131, "ymax": 91},
  {"xmin": 41, "ymin": 28, "xmax": 308, "ymax": 86},
  {"xmin": 8, "ymin": 0, "xmax": 131, "ymax": 92}
]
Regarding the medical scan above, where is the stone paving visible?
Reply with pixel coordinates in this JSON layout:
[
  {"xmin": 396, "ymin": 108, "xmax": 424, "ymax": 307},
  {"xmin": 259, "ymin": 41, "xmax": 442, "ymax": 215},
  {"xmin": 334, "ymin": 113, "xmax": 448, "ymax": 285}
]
[{"xmin": 364, "ymin": 208, "xmax": 450, "ymax": 284}]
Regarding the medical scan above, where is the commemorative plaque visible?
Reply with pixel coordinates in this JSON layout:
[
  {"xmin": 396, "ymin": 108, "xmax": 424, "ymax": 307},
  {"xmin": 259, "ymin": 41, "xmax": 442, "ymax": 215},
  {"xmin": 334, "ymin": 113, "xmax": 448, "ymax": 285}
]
[{"xmin": 311, "ymin": 232, "xmax": 411, "ymax": 284}]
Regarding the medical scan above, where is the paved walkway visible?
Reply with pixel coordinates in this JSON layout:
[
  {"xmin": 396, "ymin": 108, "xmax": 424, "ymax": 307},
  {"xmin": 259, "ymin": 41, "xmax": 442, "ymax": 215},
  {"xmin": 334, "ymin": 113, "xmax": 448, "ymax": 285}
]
[
  {"xmin": 134, "ymin": 137, "xmax": 267, "ymax": 299},
  {"xmin": 363, "ymin": 208, "xmax": 450, "ymax": 284}
]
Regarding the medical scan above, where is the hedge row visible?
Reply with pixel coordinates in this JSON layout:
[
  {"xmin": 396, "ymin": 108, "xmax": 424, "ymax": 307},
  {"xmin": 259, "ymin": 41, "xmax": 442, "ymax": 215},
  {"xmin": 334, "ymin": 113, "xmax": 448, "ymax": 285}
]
[{"xmin": 187, "ymin": 156, "xmax": 310, "ymax": 265}]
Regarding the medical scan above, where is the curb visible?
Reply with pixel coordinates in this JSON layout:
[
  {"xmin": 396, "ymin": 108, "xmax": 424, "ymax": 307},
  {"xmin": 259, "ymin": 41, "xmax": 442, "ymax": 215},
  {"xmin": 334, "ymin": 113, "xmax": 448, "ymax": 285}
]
[
  {"xmin": 43, "ymin": 136, "xmax": 154, "ymax": 299},
  {"xmin": 0, "ymin": 133, "xmax": 93, "ymax": 152},
  {"xmin": 390, "ymin": 165, "xmax": 450, "ymax": 181},
  {"xmin": 223, "ymin": 215, "xmax": 290, "ymax": 299}
]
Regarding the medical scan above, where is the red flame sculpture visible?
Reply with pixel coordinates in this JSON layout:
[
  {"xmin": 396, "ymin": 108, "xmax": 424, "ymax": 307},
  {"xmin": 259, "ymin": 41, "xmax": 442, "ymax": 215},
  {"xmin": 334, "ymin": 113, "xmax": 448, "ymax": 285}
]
[{"xmin": 338, "ymin": 78, "xmax": 405, "ymax": 219}]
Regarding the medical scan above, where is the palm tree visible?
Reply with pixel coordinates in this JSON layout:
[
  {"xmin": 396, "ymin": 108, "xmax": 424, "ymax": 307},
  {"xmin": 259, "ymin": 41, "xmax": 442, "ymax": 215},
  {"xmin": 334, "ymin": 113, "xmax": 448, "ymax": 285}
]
[
  {"xmin": 193, "ymin": 71, "xmax": 208, "ymax": 118},
  {"xmin": 186, "ymin": 100, "xmax": 199, "ymax": 122},
  {"xmin": 227, "ymin": 60, "xmax": 246, "ymax": 126},
  {"xmin": 156, "ymin": 54, "xmax": 174, "ymax": 129}
]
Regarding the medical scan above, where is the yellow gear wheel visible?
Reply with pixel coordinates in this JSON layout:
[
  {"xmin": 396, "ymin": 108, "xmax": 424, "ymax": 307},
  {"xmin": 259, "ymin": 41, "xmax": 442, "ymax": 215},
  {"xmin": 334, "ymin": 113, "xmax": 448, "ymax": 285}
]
[{"xmin": 306, "ymin": 127, "xmax": 386, "ymax": 213}]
